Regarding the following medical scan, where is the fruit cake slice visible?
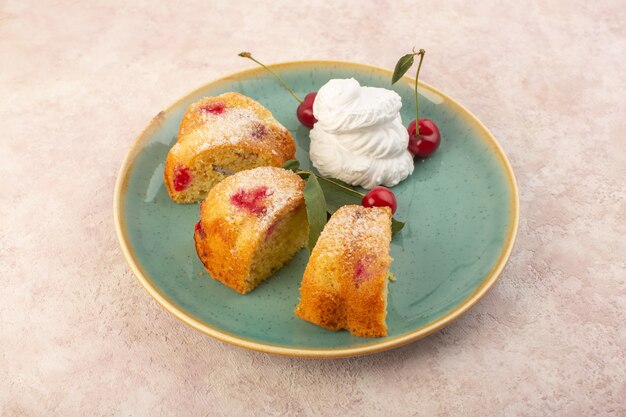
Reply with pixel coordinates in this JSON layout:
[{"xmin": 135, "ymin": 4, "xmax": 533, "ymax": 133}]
[
  {"xmin": 194, "ymin": 167, "xmax": 308, "ymax": 294},
  {"xmin": 295, "ymin": 205, "xmax": 392, "ymax": 337},
  {"xmin": 164, "ymin": 92, "xmax": 296, "ymax": 203}
]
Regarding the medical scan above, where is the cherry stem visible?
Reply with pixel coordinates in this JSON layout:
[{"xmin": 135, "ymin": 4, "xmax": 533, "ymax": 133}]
[
  {"xmin": 413, "ymin": 48, "xmax": 425, "ymax": 135},
  {"xmin": 238, "ymin": 52, "xmax": 303, "ymax": 104},
  {"xmin": 297, "ymin": 170, "xmax": 365, "ymax": 198}
]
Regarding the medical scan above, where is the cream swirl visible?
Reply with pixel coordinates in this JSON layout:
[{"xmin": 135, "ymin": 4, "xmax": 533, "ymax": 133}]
[{"xmin": 309, "ymin": 78, "xmax": 414, "ymax": 189}]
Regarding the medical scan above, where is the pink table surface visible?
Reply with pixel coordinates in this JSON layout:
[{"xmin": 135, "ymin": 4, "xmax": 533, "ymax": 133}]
[{"xmin": 1, "ymin": 0, "xmax": 625, "ymax": 415}]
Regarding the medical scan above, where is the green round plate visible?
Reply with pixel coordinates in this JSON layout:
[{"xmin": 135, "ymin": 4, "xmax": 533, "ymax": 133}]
[{"xmin": 114, "ymin": 61, "xmax": 519, "ymax": 358}]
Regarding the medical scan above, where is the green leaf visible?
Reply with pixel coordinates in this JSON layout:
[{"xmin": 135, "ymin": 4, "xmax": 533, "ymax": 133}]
[
  {"xmin": 303, "ymin": 174, "xmax": 327, "ymax": 251},
  {"xmin": 317, "ymin": 176, "xmax": 364, "ymax": 213},
  {"xmin": 296, "ymin": 171, "xmax": 310, "ymax": 180},
  {"xmin": 281, "ymin": 159, "xmax": 300, "ymax": 172},
  {"xmin": 324, "ymin": 177, "xmax": 351, "ymax": 187},
  {"xmin": 391, "ymin": 218, "xmax": 405, "ymax": 235},
  {"xmin": 391, "ymin": 53, "xmax": 414, "ymax": 84}
]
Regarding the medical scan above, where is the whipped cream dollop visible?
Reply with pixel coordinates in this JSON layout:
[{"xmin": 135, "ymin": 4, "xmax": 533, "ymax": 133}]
[{"xmin": 309, "ymin": 78, "xmax": 414, "ymax": 189}]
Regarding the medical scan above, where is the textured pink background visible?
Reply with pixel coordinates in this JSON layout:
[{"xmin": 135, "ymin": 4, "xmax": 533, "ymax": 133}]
[{"xmin": 1, "ymin": 1, "xmax": 625, "ymax": 416}]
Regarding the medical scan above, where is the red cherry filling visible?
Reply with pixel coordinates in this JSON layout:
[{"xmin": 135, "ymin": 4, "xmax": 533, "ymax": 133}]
[
  {"xmin": 354, "ymin": 255, "xmax": 375, "ymax": 287},
  {"xmin": 173, "ymin": 166, "xmax": 192, "ymax": 191},
  {"xmin": 361, "ymin": 186, "xmax": 397, "ymax": 214},
  {"xmin": 194, "ymin": 221, "xmax": 206, "ymax": 239},
  {"xmin": 296, "ymin": 92, "xmax": 317, "ymax": 128},
  {"xmin": 265, "ymin": 218, "xmax": 282, "ymax": 238},
  {"xmin": 200, "ymin": 102, "xmax": 225, "ymax": 115},
  {"xmin": 250, "ymin": 123, "xmax": 267, "ymax": 139},
  {"xmin": 230, "ymin": 186, "xmax": 273, "ymax": 216},
  {"xmin": 407, "ymin": 118, "xmax": 441, "ymax": 157}
]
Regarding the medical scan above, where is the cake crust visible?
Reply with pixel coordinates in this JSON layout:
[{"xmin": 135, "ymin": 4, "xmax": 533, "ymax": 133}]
[
  {"xmin": 165, "ymin": 92, "xmax": 296, "ymax": 203},
  {"xmin": 194, "ymin": 167, "xmax": 308, "ymax": 294},
  {"xmin": 295, "ymin": 205, "xmax": 393, "ymax": 337}
]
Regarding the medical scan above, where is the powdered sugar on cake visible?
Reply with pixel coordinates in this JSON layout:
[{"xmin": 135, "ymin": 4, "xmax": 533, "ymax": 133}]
[
  {"xmin": 195, "ymin": 107, "xmax": 282, "ymax": 151},
  {"xmin": 222, "ymin": 167, "xmax": 304, "ymax": 229},
  {"xmin": 170, "ymin": 105, "xmax": 288, "ymax": 158},
  {"xmin": 314, "ymin": 205, "xmax": 392, "ymax": 262}
]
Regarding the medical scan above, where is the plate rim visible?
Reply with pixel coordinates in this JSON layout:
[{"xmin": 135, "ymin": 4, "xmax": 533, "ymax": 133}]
[{"xmin": 113, "ymin": 60, "xmax": 520, "ymax": 358}]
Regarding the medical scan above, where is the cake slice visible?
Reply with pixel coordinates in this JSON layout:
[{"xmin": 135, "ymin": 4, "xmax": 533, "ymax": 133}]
[
  {"xmin": 295, "ymin": 205, "xmax": 393, "ymax": 337},
  {"xmin": 194, "ymin": 167, "xmax": 308, "ymax": 294},
  {"xmin": 164, "ymin": 92, "xmax": 296, "ymax": 203}
]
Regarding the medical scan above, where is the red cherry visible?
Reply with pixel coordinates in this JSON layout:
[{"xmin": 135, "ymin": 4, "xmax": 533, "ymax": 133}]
[
  {"xmin": 361, "ymin": 186, "xmax": 397, "ymax": 214},
  {"xmin": 230, "ymin": 186, "xmax": 273, "ymax": 216},
  {"xmin": 200, "ymin": 102, "xmax": 225, "ymax": 115},
  {"xmin": 173, "ymin": 166, "xmax": 192, "ymax": 191},
  {"xmin": 250, "ymin": 123, "xmax": 266, "ymax": 139},
  {"xmin": 407, "ymin": 118, "xmax": 441, "ymax": 157},
  {"xmin": 296, "ymin": 92, "xmax": 317, "ymax": 128},
  {"xmin": 194, "ymin": 221, "xmax": 206, "ymax": 239}
]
